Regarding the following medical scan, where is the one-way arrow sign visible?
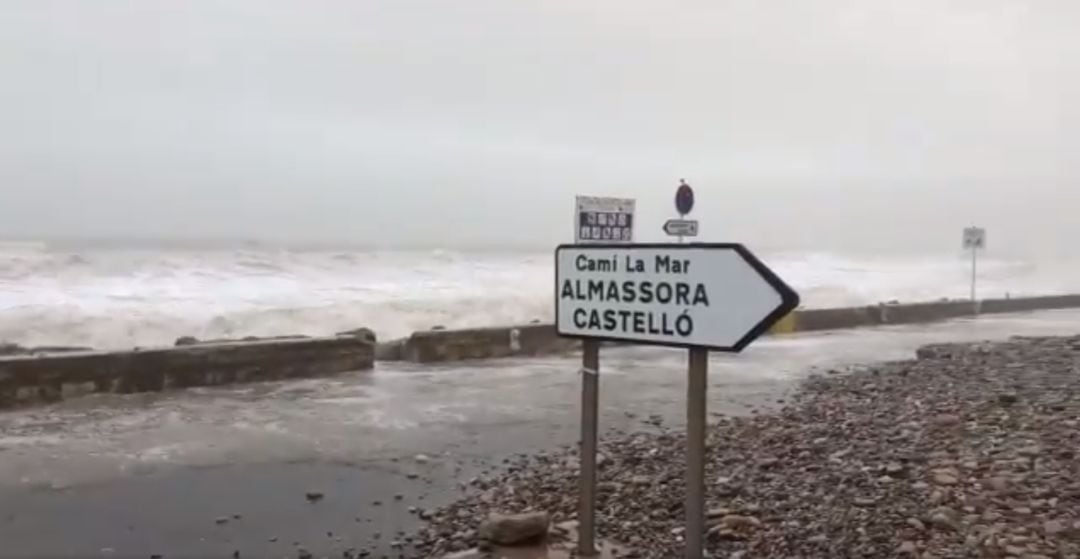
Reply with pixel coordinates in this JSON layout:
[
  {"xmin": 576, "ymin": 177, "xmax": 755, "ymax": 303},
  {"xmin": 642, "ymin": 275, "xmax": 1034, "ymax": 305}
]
[
  {"xmin": 555, "ymin": 243, "xmax": 799, "ymax": 352},
  {"xmin": 663, "ymin": 219, "xmax": 699, "ymax": 237}
]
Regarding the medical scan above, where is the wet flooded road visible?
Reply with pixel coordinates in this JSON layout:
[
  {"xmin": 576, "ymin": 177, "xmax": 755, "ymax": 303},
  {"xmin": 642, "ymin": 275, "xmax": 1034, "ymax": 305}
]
[{"xmin": 0, "ymin": 310, "xmax": 1078, "ymax": 558}]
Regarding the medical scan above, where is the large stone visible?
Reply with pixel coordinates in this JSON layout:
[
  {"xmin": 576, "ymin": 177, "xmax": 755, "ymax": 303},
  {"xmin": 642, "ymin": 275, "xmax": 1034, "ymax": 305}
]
[
  {"xmin": 720, "ymin": 515, "xmax": 762, "ymax": 530},
  {"xmin": 997, "ymin": 392, "xmax": 1020, "ymax": 405},
  {"xmin": 932, "ymin": 470, "xmax": 959, "ymax": 486},
  {"xmin": 478, "ymin": 511, "xmax": 551, "ymax": 546},
  {"xmin": 1043, "ymin": 520, "xmax": 1065, "ymax": 535}
]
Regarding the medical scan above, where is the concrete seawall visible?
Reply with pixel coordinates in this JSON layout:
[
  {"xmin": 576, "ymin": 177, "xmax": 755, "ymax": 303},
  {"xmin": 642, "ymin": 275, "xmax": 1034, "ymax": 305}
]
[
  {"xmin": 3, "ymin": 294, "xmax": 1077, "ymax": 409},
  {"xmin": 394, "ymin": 294, "xmax": 1080, "ymax": 363},
  {"xmin": 0, "ymin": 336, "xmax": 374, "ymax": 409},
  {"xmin": 401, "ymin": 324, "xmax": 578, "ymax": 364},
  {"xmin": 782, "ymin": 294, "xmax": 1080, "ymax": 333}
]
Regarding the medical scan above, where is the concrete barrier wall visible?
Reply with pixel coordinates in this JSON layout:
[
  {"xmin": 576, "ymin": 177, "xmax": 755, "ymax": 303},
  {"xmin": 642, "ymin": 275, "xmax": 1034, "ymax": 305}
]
[
  {"xmin": 0, "ymin": 336, "xmax": 374, "ymax": 409},
  {"xmin": 399, "ymin": 294, "xmax": 1080, "ymax": 363},
  {"xmin": 7, "ymin": 295, "xmax": 1070, "ymax": 405},
  {"xmin": 787, "ymin": 306, "xmax": 882, "ymax": 332},
  {"xmin": 980, "ymin": 294, "xmax": 1080, "ymax": 314},
  {"xmin": 403, "ymin": 324, "xmax": 577, "ymax": 364},
  {"xmin": 883, "ymin": 300, "xmax": 975, "ymax": 324}
]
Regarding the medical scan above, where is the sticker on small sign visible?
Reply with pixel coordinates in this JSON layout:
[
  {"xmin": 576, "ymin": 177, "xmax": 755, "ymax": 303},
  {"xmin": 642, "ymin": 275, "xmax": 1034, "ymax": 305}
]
[{"xmin": 575, "ymin": 196, "xmax": 635, "ymax": 244}]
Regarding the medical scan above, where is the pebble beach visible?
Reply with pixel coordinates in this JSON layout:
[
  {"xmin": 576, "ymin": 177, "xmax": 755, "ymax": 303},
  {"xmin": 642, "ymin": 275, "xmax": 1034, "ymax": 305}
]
[{"xmin": 413, "ymin": 335, "xmax": 1080, "ymax": 558}]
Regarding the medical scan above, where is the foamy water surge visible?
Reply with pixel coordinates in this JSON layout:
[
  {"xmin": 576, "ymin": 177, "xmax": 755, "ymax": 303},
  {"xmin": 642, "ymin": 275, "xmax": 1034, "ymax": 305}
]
[{"xmin": 0, "ymin": 242, "xmax": 1076, "ymax": 349}]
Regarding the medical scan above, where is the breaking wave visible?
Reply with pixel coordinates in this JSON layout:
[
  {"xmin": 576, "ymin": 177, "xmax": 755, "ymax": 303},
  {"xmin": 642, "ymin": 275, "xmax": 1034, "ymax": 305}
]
[{"xmin": 0, "ymin": 243, "xmax": 1075, "ymax": 349}]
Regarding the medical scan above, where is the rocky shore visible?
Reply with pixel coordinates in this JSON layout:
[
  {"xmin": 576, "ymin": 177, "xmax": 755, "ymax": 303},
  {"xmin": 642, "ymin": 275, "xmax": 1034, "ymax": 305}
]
[{"xmin": 411, "ymin": 335, "xmax": 1080, "ymax": 558}]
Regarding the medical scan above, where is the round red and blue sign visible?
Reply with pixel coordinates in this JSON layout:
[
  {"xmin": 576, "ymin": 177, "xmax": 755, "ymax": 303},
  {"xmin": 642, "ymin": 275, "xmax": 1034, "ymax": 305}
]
[{"xmin": 675, "ymin": 180, "xmax": 695, "ymax": 216}]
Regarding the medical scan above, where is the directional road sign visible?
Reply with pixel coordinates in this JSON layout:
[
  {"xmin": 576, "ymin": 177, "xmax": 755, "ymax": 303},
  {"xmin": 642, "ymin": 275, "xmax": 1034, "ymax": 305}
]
[
  {"xmin": 663, "ymin": 219, "xmax": 699, "ymax": 238},
  {"xmin": 555, "ymin": 243, "xmax": 799, "ymax": 352}
]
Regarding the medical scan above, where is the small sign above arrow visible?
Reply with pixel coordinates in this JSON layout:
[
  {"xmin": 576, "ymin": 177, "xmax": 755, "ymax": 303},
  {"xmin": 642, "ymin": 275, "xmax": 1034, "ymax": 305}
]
[
  {"xmin": 663, "ymin": 219, "xmax": 699, "ymax": 238},
  {"xmin": 675, "ymin": 179, "xmax": 695, "ymax": 216}
]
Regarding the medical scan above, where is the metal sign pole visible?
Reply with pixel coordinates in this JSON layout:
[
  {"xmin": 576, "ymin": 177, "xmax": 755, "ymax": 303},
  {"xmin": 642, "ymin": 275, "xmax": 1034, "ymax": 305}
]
[
  {"xmin": 578, "ymin": 339, "xmax": 600, "ymax": 557},
  {"xmin": 678, "ymin": 180, "xmax": 705, "ymax": 558},
  {"xmin": 970, "ymin": 245, "xmax": 977, "ymax": 303},
  {"xmin": 686, "ymin": 347, "xmax": 708, "ymax": 559}
]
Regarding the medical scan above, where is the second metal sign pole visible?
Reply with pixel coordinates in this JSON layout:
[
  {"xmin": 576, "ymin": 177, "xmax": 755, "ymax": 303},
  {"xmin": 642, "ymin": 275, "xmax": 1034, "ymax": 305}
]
[
  {"xmin": 970, "ymin": 244, "xmax": 977, "ymax": 304},
  {"xmin": 686, "ymin": 347, "xmax": 708, "ymax": 559},
  {"xmin": 578, "ymin": 339, "xmax": 600, "ymax": 557}
]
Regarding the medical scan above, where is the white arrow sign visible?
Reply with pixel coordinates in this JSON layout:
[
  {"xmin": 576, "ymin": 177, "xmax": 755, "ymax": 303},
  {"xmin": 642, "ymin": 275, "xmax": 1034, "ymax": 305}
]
[
  {"xmin": 663, "ymin": 219, "xmax": 699, "ymax": 237},
  {"xmin": 555, "ymin": 243, "xmax": 799, "ymax": 352}
]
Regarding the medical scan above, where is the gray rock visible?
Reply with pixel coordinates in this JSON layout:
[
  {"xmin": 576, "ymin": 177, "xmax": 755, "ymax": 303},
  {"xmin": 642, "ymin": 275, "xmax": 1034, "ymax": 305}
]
[
  {"xmin": 997, "ymin": 392, "xmax": 1020, "ymax": 405},
  {"xmin": 477, "ymin": 511, "xmax": 550, "ymax": 545},
  {"xmin": 929, "ymin": 508, "xmax": 959, "ymax": 531},
  {"xmin": 1043, "ymin": 520, "xmax": 1065, "ymax": 535},
  {"xmin": 1017, "ymin": 446, "xmax": 1042, "ymax": 458},
  {"xmin": 932, "ymin": 471, "xmax": 959, "ymax": 486},
  {"xmin": 987, "ymin": 477, "xmax": 1009, "ymax": 492}
]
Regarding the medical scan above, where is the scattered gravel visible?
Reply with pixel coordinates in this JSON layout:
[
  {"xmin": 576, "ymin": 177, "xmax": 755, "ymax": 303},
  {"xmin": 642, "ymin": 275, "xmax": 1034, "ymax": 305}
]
[{"xmin": 411, "ymin": 335, "xmax": 1080, "ymax": 558}]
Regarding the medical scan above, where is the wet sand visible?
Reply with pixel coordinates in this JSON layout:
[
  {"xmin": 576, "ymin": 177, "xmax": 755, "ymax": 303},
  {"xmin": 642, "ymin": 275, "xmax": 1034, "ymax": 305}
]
[{"xmin": 0, "ymin": 310, "xmax": 1078, "ymax": 558}]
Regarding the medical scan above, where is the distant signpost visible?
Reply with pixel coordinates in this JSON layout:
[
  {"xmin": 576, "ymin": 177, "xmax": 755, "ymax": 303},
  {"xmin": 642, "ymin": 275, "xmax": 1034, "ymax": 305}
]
[
  {"xmin": 574, "ymin": 196, "xmax": 635, "ymax": 244},
  {"xmin": 963, "ymin": 226, "xmax": 986, "ymax": 304}
]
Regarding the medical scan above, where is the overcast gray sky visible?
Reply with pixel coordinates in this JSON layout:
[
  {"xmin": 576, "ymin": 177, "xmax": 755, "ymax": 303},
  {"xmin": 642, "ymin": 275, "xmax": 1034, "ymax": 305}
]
[{"xmin": 2, "ymin": 1, "xmax": 1078, "ymax": 253}]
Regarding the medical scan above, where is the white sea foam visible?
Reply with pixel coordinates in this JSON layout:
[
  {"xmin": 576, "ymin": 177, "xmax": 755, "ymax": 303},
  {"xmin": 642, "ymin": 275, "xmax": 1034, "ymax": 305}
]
[{"xmin": 0, "ymin": 243, "xmax": 1076, "ymax": 349}]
